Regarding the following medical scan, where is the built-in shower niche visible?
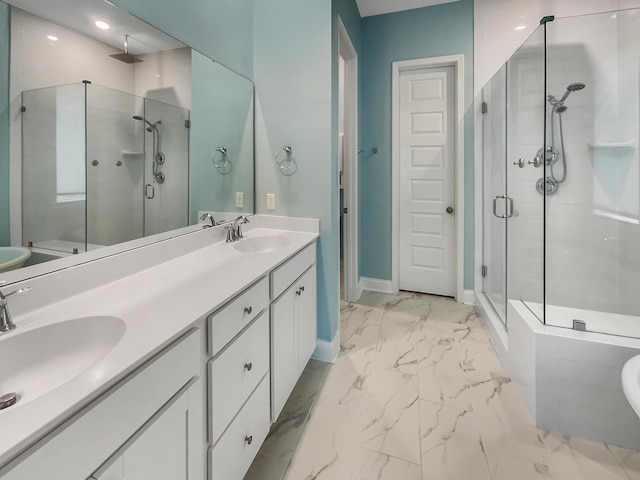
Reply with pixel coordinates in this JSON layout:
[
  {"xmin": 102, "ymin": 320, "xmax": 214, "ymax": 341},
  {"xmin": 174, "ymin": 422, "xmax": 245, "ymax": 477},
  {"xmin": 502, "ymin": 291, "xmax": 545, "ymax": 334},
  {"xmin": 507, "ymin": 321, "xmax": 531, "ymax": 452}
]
[{"xmin": 21, "ymin": 82, "xmax": 189, "ymax": 256}]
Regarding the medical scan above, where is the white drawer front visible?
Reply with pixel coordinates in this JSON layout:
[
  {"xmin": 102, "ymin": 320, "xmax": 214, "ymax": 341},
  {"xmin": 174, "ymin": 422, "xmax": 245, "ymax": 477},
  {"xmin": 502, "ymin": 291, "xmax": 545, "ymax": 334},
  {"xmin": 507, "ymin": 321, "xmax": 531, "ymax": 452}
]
[
  {"xmin": 209, "ymin": 376, "xmax": 270, "ymax": 480},
  {"xmin": 270, "ymin": 242, "xmax": 316, "ymax": 300},
  {"xmin": 208, "ymin": 276, "xmax": 269, "ymax": 356},
  {"xmin": 208, "ymin": 312, "xmax": 269, "ymax": 444}
]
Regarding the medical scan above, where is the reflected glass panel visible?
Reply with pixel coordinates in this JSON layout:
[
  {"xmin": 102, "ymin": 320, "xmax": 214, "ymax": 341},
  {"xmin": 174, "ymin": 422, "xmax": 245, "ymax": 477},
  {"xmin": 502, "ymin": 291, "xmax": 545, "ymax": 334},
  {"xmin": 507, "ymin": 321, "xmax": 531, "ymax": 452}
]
[{"xmin": 506, "ymin": 25, "xmax": 546, "ymax": 322}]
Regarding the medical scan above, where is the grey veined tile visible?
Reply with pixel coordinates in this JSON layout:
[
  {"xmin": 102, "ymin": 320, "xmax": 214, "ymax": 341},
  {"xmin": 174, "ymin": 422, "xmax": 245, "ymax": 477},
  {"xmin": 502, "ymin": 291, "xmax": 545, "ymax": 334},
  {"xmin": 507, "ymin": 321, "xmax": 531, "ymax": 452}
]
[
  {"xmin": 541, "ymin": 431, "xmax": 629, "ymax": 480},
  {"xmin": 609, "ymin": 444, "xmax": 640, "ymax": 480},
  {"xmin": 375, "ymin": 311, "xmax": 421, "ymax": 375},
  {"xmin": 360, "ymin": 369, "xmax": 421, "ymax": 464},
  {"xmin": 353, "ymin": 449, "xmax": 421, "ymax": 480},
  {"xmin": 419, "ymin": 399, "xmax": 492, "ymax": 480}
]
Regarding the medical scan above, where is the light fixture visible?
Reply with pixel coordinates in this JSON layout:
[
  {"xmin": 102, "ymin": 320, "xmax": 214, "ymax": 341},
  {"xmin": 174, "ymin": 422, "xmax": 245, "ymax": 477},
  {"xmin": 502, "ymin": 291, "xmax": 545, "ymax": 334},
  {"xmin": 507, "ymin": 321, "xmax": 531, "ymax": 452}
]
[
  {"xmin": 46, "ymin": 34, "xmax": 59, "ymax": 41},
  {"xmin": 95, "ymin": 20, "xmax": 110, "ymax": 30},
  {"xmin": 515, "ymin": 25, "xmax": 527, "ymax": 31}
]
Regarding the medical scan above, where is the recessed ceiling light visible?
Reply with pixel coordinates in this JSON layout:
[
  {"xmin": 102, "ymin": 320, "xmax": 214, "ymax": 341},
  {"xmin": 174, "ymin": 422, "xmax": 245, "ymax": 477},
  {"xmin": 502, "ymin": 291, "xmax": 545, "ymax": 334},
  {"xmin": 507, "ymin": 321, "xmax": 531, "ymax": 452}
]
[
  {"xmin": 95, "ymin": 20, "xmax": 110, "ymax": 30},
  {"xmin": 46, "ymin": 34, "xmax": 59, "ymax": 41},
  {"xmin": 515, "ymin": 25, "xmax": 527, "ymax": 30}
]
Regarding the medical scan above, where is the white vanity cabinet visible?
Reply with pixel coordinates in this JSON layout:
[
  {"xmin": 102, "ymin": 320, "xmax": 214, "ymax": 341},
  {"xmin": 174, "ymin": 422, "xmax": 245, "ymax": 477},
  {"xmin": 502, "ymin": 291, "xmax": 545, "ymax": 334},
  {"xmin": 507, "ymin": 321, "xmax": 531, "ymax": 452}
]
[
  {"xmin": 0, "ymin": 330, "xmax": 204, "ymax": 480},
  {"xmin": 270, "ymin": 244, "xmax": 317, "ymax": 421},
  {"xmin": 206, "ymin": 277, "xmax": 271, "ymax": 480}
]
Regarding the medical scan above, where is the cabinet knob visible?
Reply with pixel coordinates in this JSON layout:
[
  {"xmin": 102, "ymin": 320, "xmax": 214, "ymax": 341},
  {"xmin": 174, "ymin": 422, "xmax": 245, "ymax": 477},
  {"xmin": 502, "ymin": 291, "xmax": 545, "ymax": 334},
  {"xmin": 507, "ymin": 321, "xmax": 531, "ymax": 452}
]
[
  {"xmin": 300, "ymin": 286, "xmax": 305, "ymax": 292},
  {"xmin": 295, "ymin": 289, "xmax": 302, "ymax": 296},
  {"xmin": 244, "ymin": 362, "xmax": 253, "ymax": 372},
  {"xmin": 244, "ymin": 306, "xmax": 253, "ymax": 315},
  {"xmin": 245, "ymin": 435, "xmax": 253, "ymax": 445}
]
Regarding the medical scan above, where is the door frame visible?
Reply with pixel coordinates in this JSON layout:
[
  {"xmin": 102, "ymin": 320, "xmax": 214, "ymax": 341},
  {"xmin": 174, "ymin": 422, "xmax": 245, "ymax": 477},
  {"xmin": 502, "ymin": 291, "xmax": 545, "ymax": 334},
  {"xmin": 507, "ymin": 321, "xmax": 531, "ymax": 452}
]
[
  {"xmin": 338, "ymin": 17, "xmax": 361, "ymax": 303},
  {"xmin": 391, "ymin": 55, "xmax": 465, "ymax": 302}
]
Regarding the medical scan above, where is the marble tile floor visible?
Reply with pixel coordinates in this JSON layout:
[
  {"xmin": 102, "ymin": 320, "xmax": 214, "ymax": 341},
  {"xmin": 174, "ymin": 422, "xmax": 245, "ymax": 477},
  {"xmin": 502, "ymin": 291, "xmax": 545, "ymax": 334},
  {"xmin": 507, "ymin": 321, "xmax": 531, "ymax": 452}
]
[{"xmin": 246, "ymin": 290, "xmax": 640, "ymax": 480}]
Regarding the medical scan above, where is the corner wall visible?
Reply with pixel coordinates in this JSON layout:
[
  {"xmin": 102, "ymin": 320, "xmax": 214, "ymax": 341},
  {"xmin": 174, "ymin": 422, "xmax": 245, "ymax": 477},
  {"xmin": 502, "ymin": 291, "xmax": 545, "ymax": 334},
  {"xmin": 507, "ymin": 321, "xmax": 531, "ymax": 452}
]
[
  {"xmin": 253, "ymin": 0, "xmax": 337, "ymax": 343},
  {"xmin": 359, "ymin": 0, "xmax": 475, "ymax": 288}
]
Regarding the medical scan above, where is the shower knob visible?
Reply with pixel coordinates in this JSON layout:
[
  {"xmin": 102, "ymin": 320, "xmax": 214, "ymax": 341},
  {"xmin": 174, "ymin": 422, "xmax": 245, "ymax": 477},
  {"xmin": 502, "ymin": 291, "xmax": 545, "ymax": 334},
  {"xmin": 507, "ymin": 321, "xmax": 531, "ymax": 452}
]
[
  {"xmin": 513, "ymin": 158, "xmax": 524, "ymax": 168},
  {"xmin": 529, "ymin": 156, "xmax": 542, "ymax": 168}
]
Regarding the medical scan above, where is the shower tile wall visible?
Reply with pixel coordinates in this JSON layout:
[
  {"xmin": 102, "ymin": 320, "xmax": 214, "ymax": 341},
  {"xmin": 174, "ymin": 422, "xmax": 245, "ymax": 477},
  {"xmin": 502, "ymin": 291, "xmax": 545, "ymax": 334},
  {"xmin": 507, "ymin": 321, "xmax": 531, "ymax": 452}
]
[{"xmin": 10, "ymin": 7, "xmax": 192, "ymax": 249}]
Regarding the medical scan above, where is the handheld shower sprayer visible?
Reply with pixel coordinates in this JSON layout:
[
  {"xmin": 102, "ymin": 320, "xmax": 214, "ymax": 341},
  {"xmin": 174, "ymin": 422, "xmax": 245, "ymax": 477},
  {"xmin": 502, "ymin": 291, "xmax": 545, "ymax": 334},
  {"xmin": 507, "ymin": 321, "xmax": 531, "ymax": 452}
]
[{"xmin": 133, "ymin": 115, "xmax": 166, "ymax": 184}]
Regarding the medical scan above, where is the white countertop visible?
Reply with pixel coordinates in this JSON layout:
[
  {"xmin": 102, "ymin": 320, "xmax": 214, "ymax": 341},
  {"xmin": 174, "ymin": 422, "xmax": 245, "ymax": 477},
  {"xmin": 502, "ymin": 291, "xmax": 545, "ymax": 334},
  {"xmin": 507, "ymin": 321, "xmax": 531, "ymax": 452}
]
[{"xmin": 0, "ymin": 222, "xmax": 317, "ymax": 467}]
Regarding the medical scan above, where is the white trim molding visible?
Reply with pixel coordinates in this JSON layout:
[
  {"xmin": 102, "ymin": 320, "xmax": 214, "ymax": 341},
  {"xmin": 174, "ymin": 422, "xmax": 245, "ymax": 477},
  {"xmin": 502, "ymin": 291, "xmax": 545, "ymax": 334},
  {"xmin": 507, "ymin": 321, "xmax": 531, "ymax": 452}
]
[
  {"xmin": 463, "ymin": 290, "xmax": 475, "ymax": 305},
  {"xmin": 338, "ymin": 17, "xmax": 360, "ymax": 304},
  {"xmin": 360, "ymin": 276, "xmax": 394, "ymax": 294},
  {"xmin": 391, "ymin": 55, "xmax": 465, "ymax": 303},
  {"xmin": 312, "ymin": 334, "xmax": 340, "ymax": 364}
]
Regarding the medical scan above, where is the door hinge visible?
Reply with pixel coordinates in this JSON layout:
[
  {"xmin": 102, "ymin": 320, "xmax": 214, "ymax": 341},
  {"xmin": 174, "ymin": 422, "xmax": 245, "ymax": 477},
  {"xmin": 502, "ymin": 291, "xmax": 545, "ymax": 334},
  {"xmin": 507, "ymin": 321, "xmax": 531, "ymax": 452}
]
[
  {"xmin": 481, "ymin": 265, "xmax": 488, "ymax": 278},
  {"xmin": 21, "ymin": 106, "xmax": 26, "ymax": 112},
  {"xmin": 185, "ymin": 119, "xmax": 191, "ymax": 128},
  {"xmin": 481, "ymin": 102, "xmax": 488, "ymax": 114}
]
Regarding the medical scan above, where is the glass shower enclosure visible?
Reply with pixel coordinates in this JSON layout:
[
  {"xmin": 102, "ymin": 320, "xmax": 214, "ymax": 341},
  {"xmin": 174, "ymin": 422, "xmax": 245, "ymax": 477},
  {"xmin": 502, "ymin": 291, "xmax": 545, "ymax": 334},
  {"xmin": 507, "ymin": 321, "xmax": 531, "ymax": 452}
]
[
  {"xmin": 21, "ymin": 82, "xmax": 189, "ymax": 255},
  {"xmin": 480, "ymin": 8, "xmax": 640, "ymax": 338}
]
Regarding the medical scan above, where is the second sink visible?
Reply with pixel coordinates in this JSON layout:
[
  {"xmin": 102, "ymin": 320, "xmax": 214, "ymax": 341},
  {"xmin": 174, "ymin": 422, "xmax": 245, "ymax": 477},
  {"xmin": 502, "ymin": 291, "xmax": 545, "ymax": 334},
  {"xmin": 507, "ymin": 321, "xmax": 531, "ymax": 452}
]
[{"xmin": 234, "ymin": 235, "xmax": 292, "ymax": 254}]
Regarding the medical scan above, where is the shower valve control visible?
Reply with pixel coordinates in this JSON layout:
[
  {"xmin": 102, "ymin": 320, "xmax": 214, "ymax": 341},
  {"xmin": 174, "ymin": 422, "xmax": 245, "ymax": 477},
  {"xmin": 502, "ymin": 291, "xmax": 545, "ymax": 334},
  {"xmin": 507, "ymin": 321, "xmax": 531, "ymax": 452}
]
[
  {"xmin": 513, "ymin": 158, "xmax": 524, "ymax": 168},
  {"xmin": 529, "ymin": 156, "xmax": 542, "ymax": 168}
]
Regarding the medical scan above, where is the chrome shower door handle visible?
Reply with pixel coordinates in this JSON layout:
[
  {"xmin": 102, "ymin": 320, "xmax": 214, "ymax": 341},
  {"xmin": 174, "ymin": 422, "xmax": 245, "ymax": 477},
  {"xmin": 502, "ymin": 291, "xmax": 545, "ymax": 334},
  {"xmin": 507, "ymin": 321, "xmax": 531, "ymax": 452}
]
[{"xmin": 493, "ymin": 195, "xmax": 513, "ymax": 219}]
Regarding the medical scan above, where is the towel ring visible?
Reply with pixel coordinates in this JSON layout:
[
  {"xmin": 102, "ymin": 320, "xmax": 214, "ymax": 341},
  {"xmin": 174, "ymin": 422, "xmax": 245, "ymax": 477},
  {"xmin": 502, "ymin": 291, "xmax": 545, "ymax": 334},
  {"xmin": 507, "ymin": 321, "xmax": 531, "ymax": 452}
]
[
  {"xmin": 211, "ymin": 147, "xmax": 231, "ymax": 174},
  {"xmin": 275, "ymin": 145, "xmax": 296, "ymax": 175}
]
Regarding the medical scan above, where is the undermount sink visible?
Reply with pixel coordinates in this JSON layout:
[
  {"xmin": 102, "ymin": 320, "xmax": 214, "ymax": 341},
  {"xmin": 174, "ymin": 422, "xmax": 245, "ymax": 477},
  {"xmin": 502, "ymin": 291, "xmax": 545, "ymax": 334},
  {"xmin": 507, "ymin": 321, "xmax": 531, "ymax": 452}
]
[
  {"xmin": 0, "ymin": 316, "xmax": 126, "ymax": 410},
  {"xmin": 622, "ymin": 355, "xmax": 640, "ymax": 418},
  {"xmin": 234, "ymin": 235, "xmax": 292, "ymax": 253}
]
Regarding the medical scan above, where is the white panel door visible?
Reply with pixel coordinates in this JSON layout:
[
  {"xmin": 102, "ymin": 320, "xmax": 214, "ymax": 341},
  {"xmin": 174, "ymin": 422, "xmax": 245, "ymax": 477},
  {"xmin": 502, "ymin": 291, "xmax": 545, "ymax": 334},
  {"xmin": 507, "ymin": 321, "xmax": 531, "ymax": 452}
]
[
  {"xmin": 398, "ymin": 66, "xmax": 455, "ymax": 296},
  {"xmin": 399, "ymin": 67, "xmax": 455, "ymax": 296}
]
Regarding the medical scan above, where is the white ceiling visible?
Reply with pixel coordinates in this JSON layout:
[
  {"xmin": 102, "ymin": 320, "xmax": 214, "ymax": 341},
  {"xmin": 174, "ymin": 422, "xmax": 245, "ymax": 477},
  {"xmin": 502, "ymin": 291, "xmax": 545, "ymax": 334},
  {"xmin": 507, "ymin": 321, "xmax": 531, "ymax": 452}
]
[
  {"xmin": 356, "ymin": 0, "xmax": 460, "ymax": 17},
  {"xmin": 5, "ymin": 0, "xmax": 185, "ymax": 54}
]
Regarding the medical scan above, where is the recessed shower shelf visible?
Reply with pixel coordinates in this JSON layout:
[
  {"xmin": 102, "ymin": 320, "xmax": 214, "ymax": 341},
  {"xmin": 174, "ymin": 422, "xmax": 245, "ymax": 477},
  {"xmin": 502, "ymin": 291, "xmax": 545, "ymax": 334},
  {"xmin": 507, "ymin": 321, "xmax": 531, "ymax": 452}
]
[
  {"xmin": 588, "ymin": 142, "xmax": 635, "ymax": 154},
  {"xmin": 121, "ymin": 151, "xmax": 143, "ymax": 160}
]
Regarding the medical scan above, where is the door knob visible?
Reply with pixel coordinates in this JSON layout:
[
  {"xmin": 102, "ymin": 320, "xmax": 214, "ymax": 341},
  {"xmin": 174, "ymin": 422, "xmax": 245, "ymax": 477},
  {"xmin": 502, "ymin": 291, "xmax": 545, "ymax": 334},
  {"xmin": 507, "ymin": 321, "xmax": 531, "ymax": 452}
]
[{"xmin": 446, "ymin": 206, "xmax": 454, "ymax": 214}]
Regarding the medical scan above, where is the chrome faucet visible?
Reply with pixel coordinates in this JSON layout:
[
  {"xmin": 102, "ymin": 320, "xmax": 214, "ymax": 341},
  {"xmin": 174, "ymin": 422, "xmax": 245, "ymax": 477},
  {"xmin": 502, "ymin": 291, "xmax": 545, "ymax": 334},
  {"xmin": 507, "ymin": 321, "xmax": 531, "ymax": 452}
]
[
  {"xmin": 200, "ymin": 212, "xmax": 217, "ymax": 227},
  {"xmin": 0, "ymin": 285, "xmax": 32, "ymax": 335},
  {"xmin": 226, "ymin": 215, "xmax": 250, "ymax": 243}
]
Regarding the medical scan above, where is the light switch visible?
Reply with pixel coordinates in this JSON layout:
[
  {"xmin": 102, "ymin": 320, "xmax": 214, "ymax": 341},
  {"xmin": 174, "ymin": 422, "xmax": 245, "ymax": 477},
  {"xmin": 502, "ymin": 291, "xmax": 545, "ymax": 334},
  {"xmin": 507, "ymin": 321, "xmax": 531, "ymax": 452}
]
[
  {"xmin": 235, "ymin": 192, "xmax": 244, "ymax": 208},
  {"xmin": 267, "ymin": 193, "xmax": 276, "ymax": 210}
]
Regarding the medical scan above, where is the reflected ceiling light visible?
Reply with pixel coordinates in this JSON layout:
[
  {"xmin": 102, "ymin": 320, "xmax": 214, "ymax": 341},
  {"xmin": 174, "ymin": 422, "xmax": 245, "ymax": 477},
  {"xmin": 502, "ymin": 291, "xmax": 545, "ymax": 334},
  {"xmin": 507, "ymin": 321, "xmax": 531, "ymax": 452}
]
[
  {"xmin": 95, "ymin": 20, "xmax": 110, "ymax": 30},
  {"xmin": 46, "ymin": 34, "xmax": 59, "ymax": 41},
  {"xmin": 514, "ymin": 25, "xmax": 527, "ymax": 30},
  {"xmin": 611, "ymin": 14, "xmax": 617, "ymax": 19}
]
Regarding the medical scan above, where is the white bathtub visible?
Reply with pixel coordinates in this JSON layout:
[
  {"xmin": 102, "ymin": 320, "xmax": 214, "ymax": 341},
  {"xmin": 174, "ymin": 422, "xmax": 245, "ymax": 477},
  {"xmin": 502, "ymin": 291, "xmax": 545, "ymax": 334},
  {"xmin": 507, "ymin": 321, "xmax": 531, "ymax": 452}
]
[
  {"xmin": 476, "ymin": 291, "xmax": 640, "ymax": 450},
  {"xmin": 0, "ymin": 247, "xmax": 31, "ymax": 273}
]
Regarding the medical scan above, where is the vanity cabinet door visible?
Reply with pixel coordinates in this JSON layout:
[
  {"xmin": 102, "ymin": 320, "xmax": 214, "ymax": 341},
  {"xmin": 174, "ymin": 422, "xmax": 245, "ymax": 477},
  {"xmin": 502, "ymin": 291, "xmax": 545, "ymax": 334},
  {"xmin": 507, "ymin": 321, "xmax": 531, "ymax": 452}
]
[
  {"xmin": 271, "ymin": 286, "xmax": 297, "ymax": 421},
  {"xmin": 296, "ymin": 265, "xmax": 317, "ymax": 376},
  {"xmin": 90, "ymin": 385, "xmax": 197, "ymax": 480}
]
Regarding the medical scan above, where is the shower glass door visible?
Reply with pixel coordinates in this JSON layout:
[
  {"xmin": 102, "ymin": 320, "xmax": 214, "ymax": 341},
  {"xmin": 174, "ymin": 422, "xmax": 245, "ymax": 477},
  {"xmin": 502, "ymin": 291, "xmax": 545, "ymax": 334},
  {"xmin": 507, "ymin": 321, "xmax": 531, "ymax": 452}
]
[
  {"xmin": 482, "ymin": 64, "xmax": 508, "ymax": 325},
  {"xmin": 506, "ymin": 24, "xmax": 546, "ymax": 321}
]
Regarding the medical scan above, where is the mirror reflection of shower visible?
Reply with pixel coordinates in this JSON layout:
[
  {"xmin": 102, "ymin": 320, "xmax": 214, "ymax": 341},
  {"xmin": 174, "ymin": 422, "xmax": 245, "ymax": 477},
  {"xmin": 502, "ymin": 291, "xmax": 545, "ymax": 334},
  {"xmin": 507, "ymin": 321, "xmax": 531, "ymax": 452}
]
[
  {"xmin": 133, "ymin": 115, "xmax": 166, "ymax": 183},
  {"xmin": 536, "ymin": 82, "xmax": 586, "ymax": 195}
]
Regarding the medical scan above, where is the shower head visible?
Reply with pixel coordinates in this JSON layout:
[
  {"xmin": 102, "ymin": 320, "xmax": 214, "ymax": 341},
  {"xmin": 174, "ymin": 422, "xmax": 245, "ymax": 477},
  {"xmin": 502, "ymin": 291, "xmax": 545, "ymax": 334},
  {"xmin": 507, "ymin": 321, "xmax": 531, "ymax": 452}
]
[
  {"xmin": 110, "ymin": 35, "xmax": 142, "ymax": 64},
  {"xmin": 133, "ymin": 115, "xmax": 161, "ymax": 132},
  {"xmin": 559, "ymin": 82, "xmax": 586, "ymax": 103}
]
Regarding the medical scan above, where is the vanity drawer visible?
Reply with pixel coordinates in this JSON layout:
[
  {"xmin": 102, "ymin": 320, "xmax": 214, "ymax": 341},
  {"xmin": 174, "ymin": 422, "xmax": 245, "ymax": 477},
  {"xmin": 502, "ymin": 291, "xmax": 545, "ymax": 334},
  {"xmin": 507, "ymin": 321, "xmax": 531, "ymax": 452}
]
[
  {"xmin": 208, "ymin": 276, "xmax": 269, "ymax": 356},
  {"xmin": 208, "ymin": 312, "xmax": 269, "ymax": 444},
  {"xmin": 271, "ymin": 242, "xmax": 316, "ymax": 299},
  {"xmin": 209, "ymin": 376, "xmax": 270, "ymax": 480}
]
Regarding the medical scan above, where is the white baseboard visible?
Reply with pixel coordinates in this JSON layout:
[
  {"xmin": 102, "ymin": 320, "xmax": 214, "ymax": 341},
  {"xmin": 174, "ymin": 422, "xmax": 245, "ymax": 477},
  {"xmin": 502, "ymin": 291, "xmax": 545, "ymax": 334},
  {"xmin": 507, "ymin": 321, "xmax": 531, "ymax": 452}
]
[
  {"xmin": 463, "ymin": 290, "xmax": 475, "ymax": 305},
  {"xmin": 312, "ymin": 332, "xmax": 340, "ymax": 364},
  {"xmin": 360, "ymin": 276, "xmax": 394, "ymax": 294}
]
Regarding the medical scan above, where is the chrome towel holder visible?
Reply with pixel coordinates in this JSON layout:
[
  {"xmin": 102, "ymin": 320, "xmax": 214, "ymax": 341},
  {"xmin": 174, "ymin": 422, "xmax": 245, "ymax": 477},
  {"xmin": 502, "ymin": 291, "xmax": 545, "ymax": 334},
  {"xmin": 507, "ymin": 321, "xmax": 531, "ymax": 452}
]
[
  {"xmin": 212, "ymin": 146, "xmax": 232, "ymax": 174},
  {"xmin": 275, "ymin": 145, "xmax": 296, "ymax": 175}
]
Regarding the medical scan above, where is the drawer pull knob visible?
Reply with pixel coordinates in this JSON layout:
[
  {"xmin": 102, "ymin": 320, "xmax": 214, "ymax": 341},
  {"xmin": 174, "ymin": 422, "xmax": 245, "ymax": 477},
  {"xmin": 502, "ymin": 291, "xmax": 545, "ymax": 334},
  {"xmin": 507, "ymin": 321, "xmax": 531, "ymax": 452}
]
[
  {"xmin": 296, "ymin": 289, "xmax": 302, "ymax": 296},
  {"xmin": 245, "ymin": 435, "xmax": 253, "ymax": 445},
  {"xmin": 244, "ymin": 306, "xmax": 253, "ymax": 315},
  {"xmin": 300, "ymin": 286, "xmax": 305, "ymax": 292},
  {"xmin": 244, "ymin": 362, "xmax": 253, "ymax": 371}
]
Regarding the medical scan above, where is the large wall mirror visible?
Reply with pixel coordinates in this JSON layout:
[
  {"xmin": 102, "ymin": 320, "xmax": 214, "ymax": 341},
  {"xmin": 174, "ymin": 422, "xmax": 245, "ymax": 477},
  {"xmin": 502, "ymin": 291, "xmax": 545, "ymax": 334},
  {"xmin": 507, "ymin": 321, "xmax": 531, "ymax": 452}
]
[{"xmin": 0, "ymin": 0, "xmax": 254, "ymax": 282}]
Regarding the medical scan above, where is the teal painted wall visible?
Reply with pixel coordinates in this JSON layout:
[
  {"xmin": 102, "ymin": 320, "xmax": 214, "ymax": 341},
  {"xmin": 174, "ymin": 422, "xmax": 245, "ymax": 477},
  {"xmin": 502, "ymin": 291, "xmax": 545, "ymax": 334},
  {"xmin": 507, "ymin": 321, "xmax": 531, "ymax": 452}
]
[
  {"xmin": 0, "ymin": 3, "xmax": 9, "ymax": 245},
  {"xmin": 254, "ymin": 0, "xmax": 337, "ymax": 343},
  {"xmin": 189, "ymin": 51, "xmax": 254, "ymax": 223},
  {"xmin": 111, "ymin": 0, "xmax": 253, "ymax": 79},
  {"xmin": 359, "ymin": 0, "xmax": 475, "ymax": 289}
]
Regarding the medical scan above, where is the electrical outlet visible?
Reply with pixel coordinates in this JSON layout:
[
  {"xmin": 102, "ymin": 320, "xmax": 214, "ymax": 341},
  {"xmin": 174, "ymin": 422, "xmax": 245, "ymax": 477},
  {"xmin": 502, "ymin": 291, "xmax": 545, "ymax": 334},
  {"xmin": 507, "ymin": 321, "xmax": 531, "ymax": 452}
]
[
  {"xmin": 235, "ymin": 192, "xmax": 244, "ymax": 208},
  {"xmin": 267, "ymin": 193, "xmax": 276, "ymax": 210}
]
